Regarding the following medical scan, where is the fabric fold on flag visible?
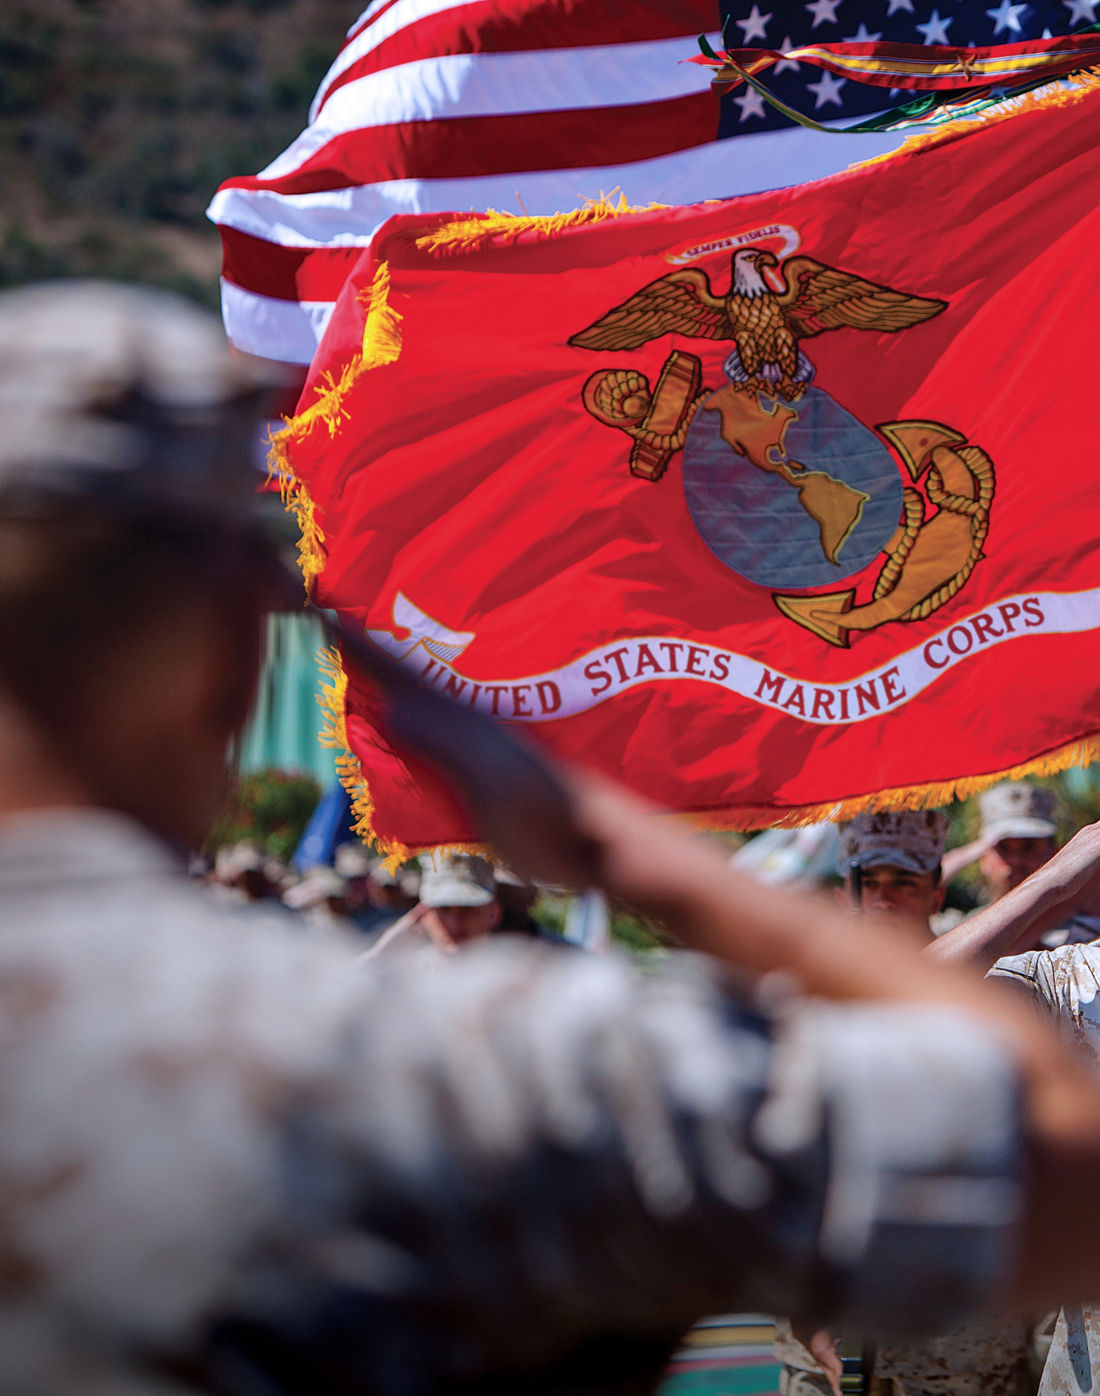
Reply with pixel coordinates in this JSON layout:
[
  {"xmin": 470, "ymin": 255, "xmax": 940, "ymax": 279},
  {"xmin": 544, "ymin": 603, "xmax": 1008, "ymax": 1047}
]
[
  {"xmin": 272, "ymin": 80, "xmax": 1100, "ymax": 854},
  {"xmin": 696, "ymin": 30, "xmax": 1100, "ymax": 93},
  {"xmin": 208, "ymin": 0, "xmax": 929, "ymax": 366},
  {"xmin": 212, "ymin": 2, "xmax": 1096, "ymax": 368}
]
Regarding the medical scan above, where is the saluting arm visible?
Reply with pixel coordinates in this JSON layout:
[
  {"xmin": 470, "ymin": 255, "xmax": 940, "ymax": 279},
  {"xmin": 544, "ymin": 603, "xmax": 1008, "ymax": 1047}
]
[
  {"xmin": 929, "ymin": 821, "xmax": 1100, "ymax": 972},
  {"xmin": 535, "ymin": 773, "xmax": 1100, "ymax": 1314}
]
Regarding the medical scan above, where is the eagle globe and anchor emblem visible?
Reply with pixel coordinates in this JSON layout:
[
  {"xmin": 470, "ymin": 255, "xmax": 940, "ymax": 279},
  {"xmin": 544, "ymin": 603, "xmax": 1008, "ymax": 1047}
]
[{"xmin": 569, "ymin": 240, "xmax": 995, "ymax": 646}]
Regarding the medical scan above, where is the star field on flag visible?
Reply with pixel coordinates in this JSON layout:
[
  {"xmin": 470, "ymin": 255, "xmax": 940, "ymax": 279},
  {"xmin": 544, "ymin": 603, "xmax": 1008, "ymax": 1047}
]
[{"xmin": 716, "ymin": 0, "xmax": 1091, "ymax": 133}]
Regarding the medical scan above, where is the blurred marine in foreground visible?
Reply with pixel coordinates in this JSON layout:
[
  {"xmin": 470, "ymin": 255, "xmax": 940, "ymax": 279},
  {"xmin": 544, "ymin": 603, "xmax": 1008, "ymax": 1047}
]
[{"xmin": 3, "ymin": 283, "xmax": 1100, "ymax": 1396}]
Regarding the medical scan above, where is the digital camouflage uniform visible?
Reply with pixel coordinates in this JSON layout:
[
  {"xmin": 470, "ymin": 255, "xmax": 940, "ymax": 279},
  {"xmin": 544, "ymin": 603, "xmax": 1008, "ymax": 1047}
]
[
  {"xmin": 774, "ymin": 1316, "xmax": 1027, "ymax": 1396},
  {"xmin": 990, "ymin": 944, "xmax": 1100, "ymax": 1396},
  {"xmin": 869, "ymin": 1318, "xmax": 1028, "ymax": 1395},
  {"xmin": 0, "ymin": 809, "xmax": 1027, "ymax": 1396}
]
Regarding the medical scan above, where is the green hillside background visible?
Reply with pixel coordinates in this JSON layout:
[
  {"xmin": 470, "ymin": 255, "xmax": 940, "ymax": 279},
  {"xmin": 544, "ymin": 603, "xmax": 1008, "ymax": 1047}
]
[{"xmin": 2, "ymin": 0, "xmax": 356, "ymax": 306}]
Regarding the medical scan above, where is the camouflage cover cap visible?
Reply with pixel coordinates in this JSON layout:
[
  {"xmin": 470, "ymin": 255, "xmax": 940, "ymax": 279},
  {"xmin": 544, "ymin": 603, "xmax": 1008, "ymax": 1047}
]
[
  {"xmin": 333, "ymin": 843, "xmax": 374, "ymax": 879},
  {"xmin": 418, "ymin": 852, "xmax": 497, "ymax": 907},
  {"xmin": 214, "ymin": 842, "xmax": 266, "ymax": 880},
  {"xmin": 0, "ymin": 280, "xmax": 284, "ymax": 530},
  {"xmin": 284, "ymin": 867, "xmax": 348, "ymax": 910},
  {"xmin": 837, "ymin": 808, "xmax": 949, "ymax": 876},
  {"xmin": 979, "ymin": 781, "xmax": 1057, "ymax": 843}
]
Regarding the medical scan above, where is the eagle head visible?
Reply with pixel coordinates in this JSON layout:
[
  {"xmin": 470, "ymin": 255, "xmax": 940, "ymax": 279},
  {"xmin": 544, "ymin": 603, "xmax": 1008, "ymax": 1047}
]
[{"xmin": 731, "ymin": 248, "xmax": 778, "ymax": 298}]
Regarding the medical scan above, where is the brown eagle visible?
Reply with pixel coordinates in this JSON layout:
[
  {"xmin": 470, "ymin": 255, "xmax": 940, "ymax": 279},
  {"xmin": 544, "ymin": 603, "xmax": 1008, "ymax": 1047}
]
[{"xmin": 568, "ymin": 248, "xmax": 945, "ymax": 400}]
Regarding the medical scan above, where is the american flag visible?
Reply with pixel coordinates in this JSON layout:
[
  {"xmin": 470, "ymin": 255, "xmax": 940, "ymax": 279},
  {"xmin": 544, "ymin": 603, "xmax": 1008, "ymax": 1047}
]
[{"xmin": 208, "ymin": 0, "xmax": 1091, "ymax": 366}]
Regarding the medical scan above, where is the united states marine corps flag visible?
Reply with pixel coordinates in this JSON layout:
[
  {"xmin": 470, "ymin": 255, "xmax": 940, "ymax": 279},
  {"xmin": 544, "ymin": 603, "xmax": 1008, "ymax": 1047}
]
[{"xmin": 274, "ymin": 79, "xmax": 1100, "ymax": 853}]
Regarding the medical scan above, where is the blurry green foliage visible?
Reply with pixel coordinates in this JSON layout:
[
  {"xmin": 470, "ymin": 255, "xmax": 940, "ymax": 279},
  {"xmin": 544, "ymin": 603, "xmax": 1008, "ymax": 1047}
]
[
  {"xmin": 206, "ymin": 767, "xmax": 322, "ymax": 864},
  {"xmin": 0, "ymin": 1, "xmax": 352, "ymax": 296},
  {"xmin": 0, "ymin": 226, "xmax": 219, "ymax": 307},
  {"xmin": 0, "ymin": 35, "xmax": 54, "ymax": 113},
  {"xmin": 200, "ymin": 30, "xmax": 258, "ymax": 73},
  {"xmin": 534, "ymin": 892, "xmax": 670, "ymax": 956},
  {"xmin": 605, "ymin": 901, "xmax": 670, "ymax": 954}
]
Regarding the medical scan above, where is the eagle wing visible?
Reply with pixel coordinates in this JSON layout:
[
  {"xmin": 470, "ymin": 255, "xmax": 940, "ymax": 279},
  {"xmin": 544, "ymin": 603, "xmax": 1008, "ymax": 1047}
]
[
  {"xmin": 777, "ymin": 256, "xmax": 945, "ymax": 339},
  {"xmin": 569, "ymin": 269, "xmax": 732, "ymax": 351}
]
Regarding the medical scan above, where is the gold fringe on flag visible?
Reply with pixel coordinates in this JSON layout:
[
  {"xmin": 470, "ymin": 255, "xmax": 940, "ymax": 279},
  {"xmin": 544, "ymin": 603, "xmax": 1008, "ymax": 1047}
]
[
  {"xmin": 413, "ymin": 191, "xmax": 665, "ymax": 256},
  {"xmin": 267, "ymin": 260, "xmax": 405, "ymax": 597},
  {"xmin": 315, "ymin": 643, "xmax": 496, "ymax": 864},
  {"xmin": 693, "ymin": 732, "xmax": 1100, "ymax": 834},
  {"xmin": 314, "ymin": 644, "xmax": 399, "ymax": 859},
  {"xmin": 270, "ymin": 205, "xmax": 671, "ymax": 853},
  {"xmin": 310, "ymin": 630, "xmax": 1100, "ymax": 854}
]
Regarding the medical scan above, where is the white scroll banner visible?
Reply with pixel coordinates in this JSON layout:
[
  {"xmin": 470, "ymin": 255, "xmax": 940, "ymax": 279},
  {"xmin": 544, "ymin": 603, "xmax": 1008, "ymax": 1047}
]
[{"xmin": 365, "ymin": 587, "xmax": 1100, "ymax": 727}]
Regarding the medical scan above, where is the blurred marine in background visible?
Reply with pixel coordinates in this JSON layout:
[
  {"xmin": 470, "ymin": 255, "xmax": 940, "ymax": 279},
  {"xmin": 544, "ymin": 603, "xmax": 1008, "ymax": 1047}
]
[{"xmin": 776, "ymin": 810, "xmax": 1030, "ymax": 1396}]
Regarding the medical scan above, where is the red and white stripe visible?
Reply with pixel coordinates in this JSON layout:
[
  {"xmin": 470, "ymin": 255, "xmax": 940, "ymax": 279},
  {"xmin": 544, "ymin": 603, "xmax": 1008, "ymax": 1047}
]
[{"xmin": 209, "ymin": 0, "xmax": 907, "ymax": 366}]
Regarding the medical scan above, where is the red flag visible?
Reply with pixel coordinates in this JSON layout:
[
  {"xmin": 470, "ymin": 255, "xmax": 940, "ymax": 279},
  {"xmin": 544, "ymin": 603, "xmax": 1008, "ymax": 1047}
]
[{"xmin": 275, "ymin": 83, "xmax": 1100, "ymax": 854}]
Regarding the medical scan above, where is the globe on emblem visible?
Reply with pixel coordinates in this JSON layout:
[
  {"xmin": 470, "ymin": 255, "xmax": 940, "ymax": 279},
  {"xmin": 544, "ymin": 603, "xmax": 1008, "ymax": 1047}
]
[{"xmin": 682, "ymin": 384, "xmax": 904, "ymax": 591}]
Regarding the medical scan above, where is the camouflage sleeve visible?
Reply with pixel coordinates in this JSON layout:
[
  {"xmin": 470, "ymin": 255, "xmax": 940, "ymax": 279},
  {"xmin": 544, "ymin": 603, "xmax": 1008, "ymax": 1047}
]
[
  {"xmin": 988, "ymin": 950, "xmax": 1050, "ymax": 997},
  {"xmin": 204, "ymin": 942, "xmax": 1022, "ymax": 1393},
  {"xmin": 990, "ymin": 945, "xmax": 1100, "ymax": 1068}
]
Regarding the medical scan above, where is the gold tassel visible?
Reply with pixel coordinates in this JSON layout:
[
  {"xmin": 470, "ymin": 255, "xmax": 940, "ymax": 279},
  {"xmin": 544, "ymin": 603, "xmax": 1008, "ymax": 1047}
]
[
  {"xmin": 850, "ymin": 68, "xmax": 1100, "ymax": 172},
  {"xmin": 359, "ymin": 259, "xmax": 404, "ymax": 366},
  {"xmin": 315, "ymin": 645, "xmax": 350, "ymax": 751}
]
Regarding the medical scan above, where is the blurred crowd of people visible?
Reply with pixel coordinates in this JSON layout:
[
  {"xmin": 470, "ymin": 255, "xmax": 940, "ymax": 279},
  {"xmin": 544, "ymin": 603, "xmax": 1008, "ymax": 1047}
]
[
  {"xmin": 212, "ymin": 774, "xmax": 1087, "ymax": 963},
  {"xmin": 202, "ymin": 838, "xmax": 571, "ymax": 949}
]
